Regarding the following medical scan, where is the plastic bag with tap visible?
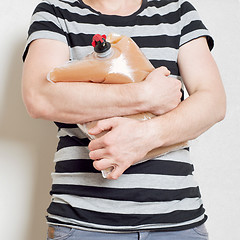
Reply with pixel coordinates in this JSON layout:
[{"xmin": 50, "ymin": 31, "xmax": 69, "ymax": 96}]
[{"xmin": 47, "ymin": 33, "xmax": 188, "ymax": 177}]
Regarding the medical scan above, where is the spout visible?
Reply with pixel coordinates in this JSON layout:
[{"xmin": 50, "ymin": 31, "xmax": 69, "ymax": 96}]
[{"xmin": 92, "ymin": 34, "xmax": 111, "ymax": 54}]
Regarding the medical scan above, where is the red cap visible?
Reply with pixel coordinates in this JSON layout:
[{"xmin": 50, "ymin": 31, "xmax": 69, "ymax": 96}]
[{"xmin": 92, "ymin": 34, "xmax": 107, "ymax": 47}]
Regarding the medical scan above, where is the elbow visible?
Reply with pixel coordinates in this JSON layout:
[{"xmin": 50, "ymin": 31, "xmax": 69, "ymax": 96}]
[
  {"xmin": 215, "ymin": 94, "xmax": 227, "ymax": 123},
  {"xmin": 22, "ymin": 90, "xmax": 52, "ymax": 120},
  {"xmin": 27, "ymin": 103, "xmax": 45, "ymax": 120},
  {"xmin": 218, "ymin": 104, "xmax": 226, "ymax": 122},
  {"xmin": 218, "ymin": 105, "xmax": 226, "ymax": 123},
  {"xmin": 23, "ymin": 95, "xmax": 40, "ymax": 119}
]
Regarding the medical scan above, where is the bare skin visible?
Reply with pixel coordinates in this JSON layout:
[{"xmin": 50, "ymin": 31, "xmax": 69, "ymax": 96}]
[
  {"xmin": 22, "ymin": 1, "xmax": 226, "ymax": 180},
  {"xmin": 22, "ymin": 40, "xmax": 181, "ymax": 123},
  {"xmin": 82, "ymin": 0, "xmax": 143, "ymax": 16},
  {"xmin": 88, "ymin": 37, "xmax": 226, "ymax": 179}
]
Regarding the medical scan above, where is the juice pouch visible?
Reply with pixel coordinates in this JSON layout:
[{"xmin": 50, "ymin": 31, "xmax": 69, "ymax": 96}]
[{"xmin": 47, "ymin": 33, "xmax": 188, "ymax": 178}]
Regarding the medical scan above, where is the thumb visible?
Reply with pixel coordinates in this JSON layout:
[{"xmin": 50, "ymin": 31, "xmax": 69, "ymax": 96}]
[{"xmin": 157, "ymin": 66, "xmax": 171, "ymax": 76}]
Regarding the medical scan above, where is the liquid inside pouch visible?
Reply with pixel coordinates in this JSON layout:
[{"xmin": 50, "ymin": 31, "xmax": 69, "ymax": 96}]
[{"xmin": 47, "ymin": 33, "xmax": 188, "ymax": 177}]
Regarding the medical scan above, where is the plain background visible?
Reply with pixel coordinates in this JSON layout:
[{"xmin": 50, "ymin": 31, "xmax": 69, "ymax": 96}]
[{"xmin": 0, "ymin": 0, "xmax": 239, "ymax": 239}]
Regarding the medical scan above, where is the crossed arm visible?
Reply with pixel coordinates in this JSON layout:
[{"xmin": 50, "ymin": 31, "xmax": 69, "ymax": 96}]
[
  {"xmin": 22, "ymin": 37, "xmax": 226, "ymax": 179},
  {"xmin": 22, "ymin": 39, "xmax": 180, "ymax": 123}
]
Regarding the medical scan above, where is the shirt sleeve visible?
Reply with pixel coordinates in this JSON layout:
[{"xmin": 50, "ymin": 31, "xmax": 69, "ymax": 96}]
[
  {"xmin": 22, "ymin": 0, "xmax": 68, "ymax": 61},
  {"xmin": 179, "ymin": 0, "xmax": 214, "ymax": 50}
]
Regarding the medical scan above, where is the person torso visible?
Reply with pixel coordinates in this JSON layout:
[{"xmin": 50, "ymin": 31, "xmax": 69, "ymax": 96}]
[{"xmin": 29, "ymin": 0, "xmax": 210, "ymax": 232}]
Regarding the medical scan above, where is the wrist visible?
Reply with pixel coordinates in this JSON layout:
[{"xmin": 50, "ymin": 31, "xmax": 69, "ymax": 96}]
[
  {"xmin": 143, "ymin": 117, "xmax": 167, "ymax": 149},
  {"xmin": 139, "ymin": 118, "xmax": 165, "ymax": 153},
  {"xmin": 135, "ymin": 81, "xmax": 153, "ymax": 113}
]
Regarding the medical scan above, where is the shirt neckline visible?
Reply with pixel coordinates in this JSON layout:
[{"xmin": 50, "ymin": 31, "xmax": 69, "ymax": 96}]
[{"xmin": 78, "ymin": 0, "xmax": 147, "ymax": 20}]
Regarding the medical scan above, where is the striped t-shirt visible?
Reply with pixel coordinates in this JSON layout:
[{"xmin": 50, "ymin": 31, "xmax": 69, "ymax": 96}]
[{"xmin": 23, "ymin": 0, "xmax": 214, "ymax": 232}]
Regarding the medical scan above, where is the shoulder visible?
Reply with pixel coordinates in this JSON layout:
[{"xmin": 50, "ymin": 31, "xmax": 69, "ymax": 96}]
[
  {"xmin": 145, "ymin": 0, "xmax": 181, "ymax": 6},
  {"xmin": 33, "ymin": 0, "xmax": 84, "ymax": 18},
  {"xmin": 143, "ymin": 0, "xmax": 183, "ymax": 20},
  {"xmin": 36, "ymin": 0, "xmax": 78, "ymax": 9},
  {"xmin": 144, "ymin": 0, "xmax": 183, "ymax": 13},
  {"xmin": 145, "ymin": 0, "xmax": 195, "ymax": 9},
  {"xmin": 41, "ymin": 0, "xmax": 75, "ymax": 5}
]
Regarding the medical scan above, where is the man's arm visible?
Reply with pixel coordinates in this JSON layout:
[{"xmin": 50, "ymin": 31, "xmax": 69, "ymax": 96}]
[
  {"xmin": 22, "ymin": 39, "xmax": 181, "ymax": 124},
  {"xmin": 88, "ymin": 37, "xmax": 226, "ymax": 179},
  {"xmin": 147, "ymin": 37, "xmax": 226, "ymax": 147}
]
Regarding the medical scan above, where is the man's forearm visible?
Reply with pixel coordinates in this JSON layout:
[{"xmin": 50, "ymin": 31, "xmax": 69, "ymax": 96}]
[
  {"xmin": 146, "ymin": 37, "xmax": 227, "ymax": 150},
  {"xmin": 87, "ymin": 37, "xmax": 226, "ymax": 180},
  {"xmin": 23, "ymin": 40, "xmax": 182, "ymax": 124},
  {"xmin": 27, "ymin": 80, "xmax": 147, "ymax": 124},
  {"xmin": 23, "ymin": 47, "xmax": 181, "ymax": 124},
  {"xmin": 145, "ymin": 89, "xmax": 226, "ymax": 150},
  {"xmin": 22, "ymin": 39, "xmax": 149, "ymax": 124},
  {"xmin": 87, "ymin": 88, "xmax": 226, "ymax": 180}
]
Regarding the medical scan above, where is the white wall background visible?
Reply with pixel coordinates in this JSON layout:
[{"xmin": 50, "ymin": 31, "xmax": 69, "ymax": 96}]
[{"xmin": 0, "ymin": 0, "xmax": 239, "ymax": 239}]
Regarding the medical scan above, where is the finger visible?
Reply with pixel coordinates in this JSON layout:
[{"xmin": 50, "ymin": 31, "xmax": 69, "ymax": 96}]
[
  {"xmin": 93, "ymin": 158, "xmax": 115, "ymax": 172},
  {"xmin": 89, "ymin": 148, "xmax": 107, "ymax": 160},
  {"xmin": 88, "ymin": 138, "xmax": 105, "ymax": 151},
  {"xmin": 88, "ymin": 118, "xmax": 116, "ymax": 135},
  {"xmin": 107, "ymin": 166, "xmax": 126, "ymax": 180},
  {"xmin": 158, "ymin": 66, "xmax": 171, "ymax": 76}
]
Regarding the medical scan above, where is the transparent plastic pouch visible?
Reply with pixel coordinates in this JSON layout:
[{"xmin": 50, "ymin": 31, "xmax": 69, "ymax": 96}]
[{"xmin": 47, "ymin": 33, "xmax": 188, "ymax": 178}]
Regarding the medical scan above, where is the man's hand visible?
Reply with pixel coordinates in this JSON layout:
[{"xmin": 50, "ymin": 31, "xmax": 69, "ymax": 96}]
[
  {"xmin": 88, "ymin": 117, "xmax": 153, "ymax": 180},
  {"xmin": 141, "ymin": 66, "xmax": 182, "ymax": 115},
  {"xmin": 23, "ymin": 38, "xmax": 181, "ymax": 123}
]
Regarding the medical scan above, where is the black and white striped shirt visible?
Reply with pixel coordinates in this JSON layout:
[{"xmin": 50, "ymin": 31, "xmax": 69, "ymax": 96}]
[{"xmin": 23, "ymin": 0, "xmax": 214, "ymax": 232}]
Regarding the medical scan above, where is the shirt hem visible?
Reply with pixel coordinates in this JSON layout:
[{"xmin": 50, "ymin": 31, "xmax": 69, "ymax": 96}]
[{"xmin": 46, "ymin": 214, "xmax": 207, "ymax": 233}]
